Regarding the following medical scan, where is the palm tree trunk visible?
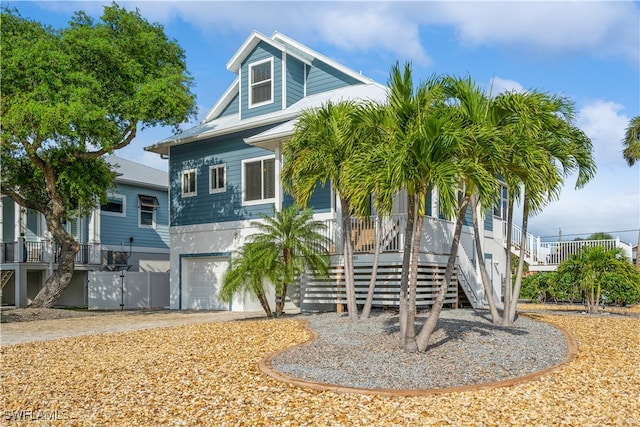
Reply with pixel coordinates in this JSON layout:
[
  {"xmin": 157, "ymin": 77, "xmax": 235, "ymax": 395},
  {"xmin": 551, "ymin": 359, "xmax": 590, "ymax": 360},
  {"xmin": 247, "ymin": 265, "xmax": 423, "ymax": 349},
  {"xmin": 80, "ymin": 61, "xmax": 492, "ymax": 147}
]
[
  {"xmin": 501, "ymin": 198, "xmax": 515, "ymax": 325},
  {"xmin": 470, "ymin": 195, "xmax": 501, "ymax": 324},
  {"xmin": 256, "ymin": 289, "xmax": 273, "ymax": 318},
  {"xmin": 398, "ymin": 194, "xmax": 416, "ymax": 349},
  {"xmin": 341, "ymin": 198, "xmax": 359, "ymax": 320},
  {"xmin": 415, "ymin": 194, "xmax": 469, "ymax": 352},
  {"xmin": 361, "ymin": 216, "xmax": 382, "ymax": 319},
  {"xmin": 404, "ymin": 196, "xmax": 424, "ymax": 353},
  {"xmin": 506, "ymin": 195, "xmax": 529, "ymax": 325}
]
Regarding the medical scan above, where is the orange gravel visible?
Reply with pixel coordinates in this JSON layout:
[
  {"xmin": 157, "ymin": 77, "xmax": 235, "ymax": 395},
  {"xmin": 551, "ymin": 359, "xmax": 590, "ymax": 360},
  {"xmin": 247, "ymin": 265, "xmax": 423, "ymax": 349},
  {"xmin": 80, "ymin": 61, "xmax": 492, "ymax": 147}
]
[{"xmin": 1, "ymin": 311, "xmax": 638, "ymax": 426}]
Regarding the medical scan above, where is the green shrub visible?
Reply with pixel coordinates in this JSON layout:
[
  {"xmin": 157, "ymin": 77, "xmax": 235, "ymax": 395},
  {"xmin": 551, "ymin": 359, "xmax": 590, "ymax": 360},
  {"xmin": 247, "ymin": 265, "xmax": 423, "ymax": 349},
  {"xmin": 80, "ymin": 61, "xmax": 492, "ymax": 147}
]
[{"xmin": 520, "ymin": 272, "xmax": 556, "ymax": 302}]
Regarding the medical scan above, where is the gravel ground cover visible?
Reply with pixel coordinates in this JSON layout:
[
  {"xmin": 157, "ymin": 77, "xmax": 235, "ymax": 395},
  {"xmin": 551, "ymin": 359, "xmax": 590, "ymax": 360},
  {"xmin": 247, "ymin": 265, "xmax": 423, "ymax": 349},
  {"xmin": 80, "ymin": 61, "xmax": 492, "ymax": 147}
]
[
  {"xmin": 270, "ymin": 310, "xmax": 568, "ymax": 390},
  {"xmin": 1, "ymin": 309, "xmax": 639, "ymax": 426}
]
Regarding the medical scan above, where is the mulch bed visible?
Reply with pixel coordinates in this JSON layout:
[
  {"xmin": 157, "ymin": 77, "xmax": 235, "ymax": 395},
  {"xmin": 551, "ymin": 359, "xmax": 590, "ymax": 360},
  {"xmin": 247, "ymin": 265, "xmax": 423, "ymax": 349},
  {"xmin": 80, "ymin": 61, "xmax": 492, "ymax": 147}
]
[{"xmin": 1, "ymin": 304, "xmax": 638, "ymax": 426}]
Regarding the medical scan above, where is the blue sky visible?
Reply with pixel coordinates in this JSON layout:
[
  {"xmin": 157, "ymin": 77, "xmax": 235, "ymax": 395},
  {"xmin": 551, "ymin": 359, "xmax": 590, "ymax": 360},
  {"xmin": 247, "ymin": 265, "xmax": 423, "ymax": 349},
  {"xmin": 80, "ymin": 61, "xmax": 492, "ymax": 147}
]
[{"xmin": 7, "ymin": 1, "xmax": 640, "ymax": 244}]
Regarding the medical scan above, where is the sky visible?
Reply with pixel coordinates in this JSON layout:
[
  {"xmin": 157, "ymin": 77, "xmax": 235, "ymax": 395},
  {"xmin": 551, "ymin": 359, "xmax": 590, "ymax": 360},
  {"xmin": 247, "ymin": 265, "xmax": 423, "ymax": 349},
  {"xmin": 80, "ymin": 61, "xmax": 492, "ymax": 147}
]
[{"xmin": 6, "ymin": 0, "xmax": 640, "ymax": 245}]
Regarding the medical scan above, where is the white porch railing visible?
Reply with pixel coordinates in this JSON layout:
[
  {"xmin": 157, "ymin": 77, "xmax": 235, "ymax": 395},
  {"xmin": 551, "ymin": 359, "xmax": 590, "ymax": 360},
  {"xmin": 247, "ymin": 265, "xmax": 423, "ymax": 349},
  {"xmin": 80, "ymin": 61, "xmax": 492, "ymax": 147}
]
[{"xmin": 539, "ymin": 238, "xmax": 632, "ymax": 265}]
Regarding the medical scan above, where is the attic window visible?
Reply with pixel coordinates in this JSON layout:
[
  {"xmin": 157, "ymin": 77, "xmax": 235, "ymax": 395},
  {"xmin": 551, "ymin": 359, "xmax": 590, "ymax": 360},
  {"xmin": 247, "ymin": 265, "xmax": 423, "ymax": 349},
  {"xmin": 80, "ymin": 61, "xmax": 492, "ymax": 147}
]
[{"xmin": 249, "ymin": 58, "xmax": 273, "ymax": 107}]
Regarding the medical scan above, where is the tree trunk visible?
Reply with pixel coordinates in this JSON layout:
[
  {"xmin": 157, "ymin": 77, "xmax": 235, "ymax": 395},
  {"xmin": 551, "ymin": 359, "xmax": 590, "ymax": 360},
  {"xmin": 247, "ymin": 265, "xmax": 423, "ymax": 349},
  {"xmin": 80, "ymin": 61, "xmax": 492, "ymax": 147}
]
[
  {"xmin": 257, "ymin": 289, "xmax": 273, "ymax": 318},
  {"xmin": 30, "ymin": 215, "xmax": 79, "ymax": 308},
  {"xmin": 502, "ymin": 198, "xmax": 515, "ymax": 325},
  {"xmin": 404, "ymin": 200, "xmax": 423, "ymax": 353},
  {"xmin": 636, "ymin": 230, "xmax": 640, "ymax": 269},
  {"xmin": 415, "ymin": 194, "xmax": 469, "ymax": 352},
  {"xmin": 361, "ymin": 216, "xmax": 382, "ymax": 319},
  {"xmin": 505, "ymin": 196, "xmax": 529, "ymax": 325},
  {"xmin": 470, "ymin": 195, "xmax": 501, "ymax": 324},
  {"xmin": 398, "ymin": 194, "xmax": 416, "ymax": 349},
  {"xmin": 341, "ymin": 198, "xmax": 358, "ymax": 320}
]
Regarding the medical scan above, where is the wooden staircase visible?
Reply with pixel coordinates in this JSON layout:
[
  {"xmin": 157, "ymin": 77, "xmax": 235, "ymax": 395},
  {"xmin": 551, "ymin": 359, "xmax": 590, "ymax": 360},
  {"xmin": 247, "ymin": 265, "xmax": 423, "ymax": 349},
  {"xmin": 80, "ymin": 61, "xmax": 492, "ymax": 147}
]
[{"xmin": 1, "ymin": 270, "xmax": 14, "ymax": 290}]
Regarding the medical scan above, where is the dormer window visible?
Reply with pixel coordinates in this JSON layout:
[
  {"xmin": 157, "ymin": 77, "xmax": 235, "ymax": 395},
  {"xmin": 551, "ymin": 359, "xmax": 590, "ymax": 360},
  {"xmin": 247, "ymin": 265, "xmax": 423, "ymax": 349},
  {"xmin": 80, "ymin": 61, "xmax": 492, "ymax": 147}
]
[{"xmin": 249, "ymin": 58, "xmax": 273, "ymax": 108}]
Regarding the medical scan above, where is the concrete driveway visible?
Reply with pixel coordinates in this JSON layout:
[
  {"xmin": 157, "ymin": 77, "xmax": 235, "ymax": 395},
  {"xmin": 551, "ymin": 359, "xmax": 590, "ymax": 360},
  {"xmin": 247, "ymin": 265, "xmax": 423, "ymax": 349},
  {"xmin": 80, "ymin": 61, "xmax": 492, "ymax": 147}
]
[{"xmin": 0, "ymin": 310, "xmax": 265, "ymax": 346}]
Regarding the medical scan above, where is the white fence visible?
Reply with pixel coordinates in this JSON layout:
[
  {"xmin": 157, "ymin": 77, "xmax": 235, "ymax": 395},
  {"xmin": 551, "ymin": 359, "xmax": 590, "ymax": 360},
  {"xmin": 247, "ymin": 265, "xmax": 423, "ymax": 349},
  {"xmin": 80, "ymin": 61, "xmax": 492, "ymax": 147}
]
[{"xmin": 88, "ymin": 271, "xmax": 170, "ymax": 310}]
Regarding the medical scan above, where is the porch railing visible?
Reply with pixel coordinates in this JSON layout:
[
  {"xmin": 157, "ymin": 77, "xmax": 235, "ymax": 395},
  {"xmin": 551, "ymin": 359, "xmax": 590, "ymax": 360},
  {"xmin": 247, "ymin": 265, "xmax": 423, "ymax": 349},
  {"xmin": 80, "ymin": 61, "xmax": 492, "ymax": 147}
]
[
  {"xmin": 539, "ymin": 238, "xmax": 632, "ymax": 265},
  {"xmin": 1, "ymin": 241, "xmax": 95, "ymax": 264}
]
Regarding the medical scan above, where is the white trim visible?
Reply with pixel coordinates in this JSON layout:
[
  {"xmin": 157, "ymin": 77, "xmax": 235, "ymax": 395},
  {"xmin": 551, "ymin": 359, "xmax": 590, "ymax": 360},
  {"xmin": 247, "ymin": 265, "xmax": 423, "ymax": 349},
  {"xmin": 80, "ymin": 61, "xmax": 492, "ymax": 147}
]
[
  {"xmin": 303, "ymin": 63, "xmax": 307, "ymax": 97},
  {"xmin": 203, "ymin": 78, "xmax": 239, "ymax": 123},
  {"xmin": 275, "ymin": 146, "xmax": 282, "ymax": 211},
  {"xmin": 208, "ymin": 163, "xmax": 227, "ymax": 194},
  {"xmin": 282, "ymin": 52, "xmax": 287, "ymax": 110},
  {"xmin": 101, "ymin": 193, "xmax": 126, "ymax": 217},
  {"xmin": 248, "ymin": 58, "xmax": 274, "ymax": 109},
  {"xmin": 138, "ymin": 204, "xmax": 157, "ymax": 229},
  {"xmin": 241, "ymin": 155, "xmax": 276, "ymax": 206},
  {"xmin": 227, "ymin": 31, "xmax": 311, "ymax": 74},
  {"xmin": 238, "ymin": 69, "xmax": 242, "ymax": 120},
  {"xmin": 181, "ymin": 169, "xmax": 197, "ymax": 198},
  {"xmin": 272, "ymin": 31, "xmax": 373, "ymax": 85}
]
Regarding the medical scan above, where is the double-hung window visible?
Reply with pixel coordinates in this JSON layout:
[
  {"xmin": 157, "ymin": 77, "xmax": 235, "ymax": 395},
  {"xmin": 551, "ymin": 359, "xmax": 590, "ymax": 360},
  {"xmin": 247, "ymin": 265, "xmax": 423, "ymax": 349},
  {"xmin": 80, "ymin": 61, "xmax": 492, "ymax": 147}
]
[
  {"xmin": 138, "ymin": 195, "xmax": 159, "ymax": 229},
  {"xmin": 182, "ymin": 169, "xmax": 197, "ymax": 197},
  {"xmin": 248, "ymin": 58, "xmax": 273, "ymax": 107},
  {"xmin": 209, "ymin": 164, "xmax": 226, "ymax": 194},
  {"xmin": 242, "ymin": 156, "xmax": 275, "ymax": 205}
]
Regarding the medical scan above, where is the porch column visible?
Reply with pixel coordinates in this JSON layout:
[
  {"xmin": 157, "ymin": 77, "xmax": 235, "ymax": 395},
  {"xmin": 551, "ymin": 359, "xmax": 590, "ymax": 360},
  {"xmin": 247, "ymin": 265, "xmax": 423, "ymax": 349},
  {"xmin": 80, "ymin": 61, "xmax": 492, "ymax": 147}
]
[
  {"xmin": 14, "ymin": 203, "xmax": 25, "ymax": 261},
  {"xmin": 14, "ymin": 265, "xmax": 27, "ymax": 307},
  {"xmin": 274, "ymin": 146, "xmax": 282, "ymax": 211},
  {"xmin": 88, "ymin": 207, "xmax": 101, "ymax": 264}
]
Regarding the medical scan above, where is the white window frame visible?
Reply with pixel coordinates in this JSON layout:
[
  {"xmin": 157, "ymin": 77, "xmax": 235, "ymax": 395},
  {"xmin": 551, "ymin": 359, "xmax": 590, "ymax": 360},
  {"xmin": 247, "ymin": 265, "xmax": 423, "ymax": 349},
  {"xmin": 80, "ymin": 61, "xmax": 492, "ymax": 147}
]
[
  {"xmin": 209, "ymin": 164, "xmax": 226, "ymax": 194},
  {"xmin": 101, "ymin": 194, "xmax": 126, "ymax": 217},
  {"xmin": 138, "ymin": 195, "xmax": 159, "ymax": 229},
  {"xmin": 182, "ymin": 169, "xmax": 197, "ymax": 197},
  {"xmin": 241, "ymin": 155, "xmax": 276, "ymax": 206},
  {"xmin": 248, "ymin": 58, "xmax": 274, "ymax": 108}
]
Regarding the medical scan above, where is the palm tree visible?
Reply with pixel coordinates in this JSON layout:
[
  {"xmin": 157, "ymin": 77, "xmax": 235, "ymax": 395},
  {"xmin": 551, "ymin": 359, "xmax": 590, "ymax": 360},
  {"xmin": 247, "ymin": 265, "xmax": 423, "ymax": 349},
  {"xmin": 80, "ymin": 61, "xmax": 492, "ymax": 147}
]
[
  {"xmin": 622, "ymin": 115, "xmax": 640, "ymax": 166},
  {"xmin": 556, "ymin": 246, "xmax": 634, "ymax": 314},
  {"xmin": 622, "ymin": 115, "xmax": 640, "ymax": 268},
  {"xmin": 500, "ymin": 92, "xmax": 596, "ymax": 325},
  {"xmin": 220, "ymin": 205, "xmax": 330, "ymax": 317},
  {"xmin": 219, "ymin": 242, "xmax": 277, "ymax": 317},
  {"xmin": 281, "ymin": 101, "xmax": 362, "ymax": 319},
  {"xmin": 415, "ymin": 75, "xmax": 504, "ymax": 352}
]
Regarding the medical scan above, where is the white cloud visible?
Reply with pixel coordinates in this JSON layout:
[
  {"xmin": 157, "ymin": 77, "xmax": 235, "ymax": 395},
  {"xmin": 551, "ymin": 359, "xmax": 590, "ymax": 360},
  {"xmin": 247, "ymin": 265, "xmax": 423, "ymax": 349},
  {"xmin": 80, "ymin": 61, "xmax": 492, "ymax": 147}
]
[
  {"xmin": 430, "ymin": 1, "xmax": 639, "ymax": 63},
  {"xmin": 489, "ymin": 77, "xmax": 526, "ymax": 95},
  {"xmin": 576, "ymin": 100, "xmax": 630, "ymax": 170}
]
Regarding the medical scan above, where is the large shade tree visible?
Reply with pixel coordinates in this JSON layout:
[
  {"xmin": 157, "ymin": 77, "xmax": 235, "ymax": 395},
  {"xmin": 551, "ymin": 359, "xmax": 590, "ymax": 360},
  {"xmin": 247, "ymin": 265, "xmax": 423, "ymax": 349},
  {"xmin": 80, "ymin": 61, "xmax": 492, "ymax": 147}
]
[{"xmin": 0, "ymin": 5, "xmax": 196, "ymax": 307}]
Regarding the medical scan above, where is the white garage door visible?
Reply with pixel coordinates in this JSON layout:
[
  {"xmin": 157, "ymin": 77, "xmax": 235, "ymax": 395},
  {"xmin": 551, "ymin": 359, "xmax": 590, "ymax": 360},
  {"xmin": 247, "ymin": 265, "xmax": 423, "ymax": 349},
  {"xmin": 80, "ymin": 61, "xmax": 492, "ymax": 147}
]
[{"xmin": 182, "ymin": 256, "xmax": 229, "ymax": 310}]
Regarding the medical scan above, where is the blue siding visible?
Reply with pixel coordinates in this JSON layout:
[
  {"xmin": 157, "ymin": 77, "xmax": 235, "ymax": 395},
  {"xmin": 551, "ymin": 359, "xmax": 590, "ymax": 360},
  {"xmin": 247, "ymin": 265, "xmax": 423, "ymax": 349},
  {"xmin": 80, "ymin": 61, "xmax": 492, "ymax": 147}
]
[
  {"xmin": 484, "ymin": 210, "xmax": 494, "ymax": 232},
  {"xmin": 282, "ymin": 183, "xmax": 332, "ymax": 214},
  {"xmin": 306, "ymin": 59, "xmax": 361, "ymax": 96},
  {"xmin": 2, "ymin": 197, "xmax": 15, "ymax": 242},
  {"xmin": 219, "ymin": 92, "xmax": 239, "ymax": 118},
  {"xmin": 286, "ymin": 56, "xmax": 305, "ymax": 107},
  {"xmin": 240, "ymin": 42, "xmax": 283, "ymax": 119},
  {"xmin": 100, "ymin": 183, "xmax": 169, "ymax": 249},
  {"xmin": 170, "ymin": 125, "xmax": 287, "ymax": 227}
]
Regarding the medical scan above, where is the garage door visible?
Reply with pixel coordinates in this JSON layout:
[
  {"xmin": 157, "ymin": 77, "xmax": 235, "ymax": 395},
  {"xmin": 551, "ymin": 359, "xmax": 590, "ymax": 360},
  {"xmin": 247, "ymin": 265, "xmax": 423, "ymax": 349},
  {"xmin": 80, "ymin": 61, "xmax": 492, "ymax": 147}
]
[{"xmin": 182, "ymin": 256, "xmax": 229, "ymax": 310}]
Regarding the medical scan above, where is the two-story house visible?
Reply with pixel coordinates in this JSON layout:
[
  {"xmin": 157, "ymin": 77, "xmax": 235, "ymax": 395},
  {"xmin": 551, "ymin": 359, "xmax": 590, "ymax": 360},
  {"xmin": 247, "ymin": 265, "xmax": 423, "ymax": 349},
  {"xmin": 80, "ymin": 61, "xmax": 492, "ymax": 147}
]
[
  {"xmin": 1, "ymin": 156, "xmax": 170, "ymax": 308},
  {"xmin": 145, "ymin": 31, "xmax": 510, "ymax": 312}
]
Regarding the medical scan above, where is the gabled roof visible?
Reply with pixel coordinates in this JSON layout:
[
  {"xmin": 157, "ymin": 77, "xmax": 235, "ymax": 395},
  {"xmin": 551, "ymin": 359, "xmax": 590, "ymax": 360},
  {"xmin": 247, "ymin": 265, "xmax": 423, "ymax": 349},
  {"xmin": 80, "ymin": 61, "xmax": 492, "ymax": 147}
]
[
  {"xmin": 145, "ymin": 31, "xmax": 387, "ymax": 156},
  {"xmin": 105, "ymin": 156, "xmax": 167, "ymax": 191},
  {"xmin": 146, "ymin": 82, "xmax": 388, "ymax": 155}
]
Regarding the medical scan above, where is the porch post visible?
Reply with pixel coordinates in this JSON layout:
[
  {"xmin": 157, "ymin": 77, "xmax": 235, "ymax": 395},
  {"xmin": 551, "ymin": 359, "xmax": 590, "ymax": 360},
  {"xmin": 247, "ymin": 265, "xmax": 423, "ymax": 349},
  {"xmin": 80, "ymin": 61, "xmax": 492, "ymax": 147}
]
[
  {"xmin": 88, "ymin": 207, "xmax": 101, "ymax": 264},
  {"xmin": 14, "ymin": 265, "xmax": 27, "ymax": 307},
  {"xmin": 274, "ymin": 146, "xmax": 283, "ymax": 211}
]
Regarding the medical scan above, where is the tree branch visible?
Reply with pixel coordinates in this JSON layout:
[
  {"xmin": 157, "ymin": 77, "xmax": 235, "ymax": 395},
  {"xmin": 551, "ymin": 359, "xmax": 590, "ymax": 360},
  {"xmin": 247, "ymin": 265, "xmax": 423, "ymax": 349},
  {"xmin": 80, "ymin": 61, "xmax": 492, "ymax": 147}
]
[
  {"xmin": 0, "ymin": 188, "xmax": 47, "ymax": 212},
  {"xmin": 76, "ymin": 120, "xmax": 138, "ymax": 159}
]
